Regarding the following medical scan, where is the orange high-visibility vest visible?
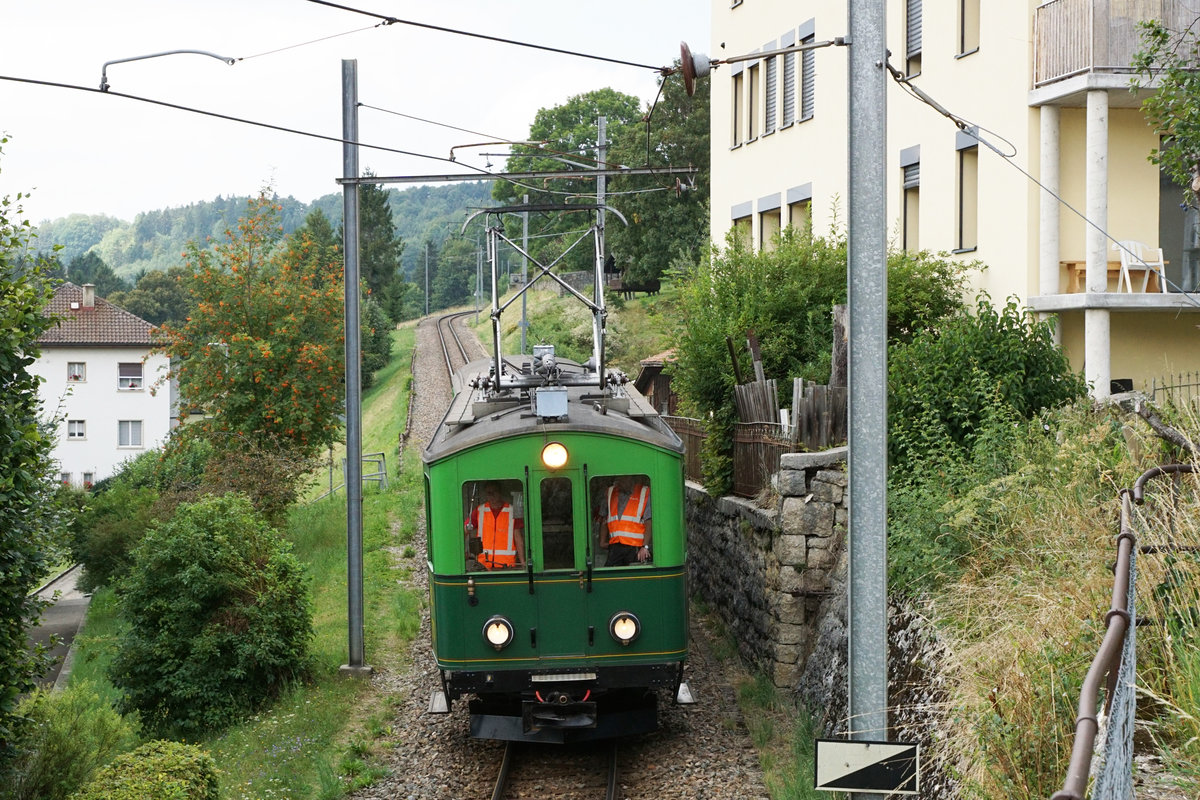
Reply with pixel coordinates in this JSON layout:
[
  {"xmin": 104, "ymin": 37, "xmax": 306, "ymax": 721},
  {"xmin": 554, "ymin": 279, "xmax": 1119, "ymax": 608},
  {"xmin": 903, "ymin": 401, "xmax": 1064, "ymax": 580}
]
[
  {"xmin": 478, "ymin": 503, "xmax": 518, "ymax": 569},
  {"xmin": 606, "ymin": 485, "xmax": 649, "ymax": 547}
]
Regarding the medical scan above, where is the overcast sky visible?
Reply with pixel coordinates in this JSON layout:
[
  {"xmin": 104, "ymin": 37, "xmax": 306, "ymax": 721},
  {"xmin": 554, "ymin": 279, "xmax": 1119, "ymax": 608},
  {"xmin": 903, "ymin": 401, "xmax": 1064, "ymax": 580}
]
[{"xmin": 0, "ymin": 1, "xmax": 710, "ymax": 224}]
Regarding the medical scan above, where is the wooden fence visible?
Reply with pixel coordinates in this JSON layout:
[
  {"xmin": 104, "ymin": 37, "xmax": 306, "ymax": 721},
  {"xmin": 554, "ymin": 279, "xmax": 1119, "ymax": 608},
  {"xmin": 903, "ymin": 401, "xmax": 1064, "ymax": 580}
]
[{"xmin": 664, "ymin": 381, "xmax": 847, "ymax": 497}]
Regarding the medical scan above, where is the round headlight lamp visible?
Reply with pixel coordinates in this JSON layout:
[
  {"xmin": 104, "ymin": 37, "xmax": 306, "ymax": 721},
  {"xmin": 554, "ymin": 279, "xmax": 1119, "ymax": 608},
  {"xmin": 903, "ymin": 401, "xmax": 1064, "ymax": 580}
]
[
  {"xmin": 482, "ymin": 616, "xmax": 515, "ymax": 651},
  {"xmin": 541, "ymin": 441, "xmax": 568, "ymax": 469},
  {"xmin": 608, "ymin": 611, "xmax": 641, "ymax": 646}
]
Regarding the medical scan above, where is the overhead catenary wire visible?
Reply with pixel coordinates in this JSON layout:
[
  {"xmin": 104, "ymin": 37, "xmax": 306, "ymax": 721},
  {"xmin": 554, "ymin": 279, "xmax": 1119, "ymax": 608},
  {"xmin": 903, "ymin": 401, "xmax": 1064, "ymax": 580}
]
[
  {"xmin": 0, "ymin": 74, "xmax": 666, "ymax": 202},
  {"xmin": 885, "ymin": 59, "xmax": 1200, "ymax": 306},
  {"xmin": 236, "ymin": 23, "xmax": 385, "ymax": 61},
  {"xmin": 303, "ymin": 0, "xmax": 668, "ymax": 73}
]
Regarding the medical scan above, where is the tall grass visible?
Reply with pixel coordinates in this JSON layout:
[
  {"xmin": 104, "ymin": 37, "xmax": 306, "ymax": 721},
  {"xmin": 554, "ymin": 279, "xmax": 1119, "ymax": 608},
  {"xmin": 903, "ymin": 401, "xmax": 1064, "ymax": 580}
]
[{"xmin": 1132, "ymin": 403, "xmax": 1200, "ymax": 793}]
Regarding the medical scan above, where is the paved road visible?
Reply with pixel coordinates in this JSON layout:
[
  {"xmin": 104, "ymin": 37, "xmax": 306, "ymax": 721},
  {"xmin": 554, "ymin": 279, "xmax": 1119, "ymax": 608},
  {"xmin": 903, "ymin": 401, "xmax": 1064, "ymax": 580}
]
[{"xmin": 27, "ymin": 565, "xmax": 91, "ymax": 688}]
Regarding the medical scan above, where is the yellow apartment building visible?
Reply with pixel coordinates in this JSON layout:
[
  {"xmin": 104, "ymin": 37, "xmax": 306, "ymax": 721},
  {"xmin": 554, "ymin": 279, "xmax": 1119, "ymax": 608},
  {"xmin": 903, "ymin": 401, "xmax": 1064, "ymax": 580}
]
[{"xmin": 709, "ymin": 0, "xmax": 1200, "ymax": 398}]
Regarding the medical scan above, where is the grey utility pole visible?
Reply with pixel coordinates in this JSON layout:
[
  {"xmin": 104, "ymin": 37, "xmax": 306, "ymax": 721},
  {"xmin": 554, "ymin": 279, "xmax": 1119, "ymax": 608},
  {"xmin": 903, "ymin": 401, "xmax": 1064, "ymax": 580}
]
[
  {"xmin": 846, "ymin": 0, "xmax": 888, "ymax": 775},
  {"xmin": 340, "ymin": 59, "xmax": 370, "ymax": 676},
  {"xmin": 520, "ymin": 193, "xmax": 529, "ymax": 354}
]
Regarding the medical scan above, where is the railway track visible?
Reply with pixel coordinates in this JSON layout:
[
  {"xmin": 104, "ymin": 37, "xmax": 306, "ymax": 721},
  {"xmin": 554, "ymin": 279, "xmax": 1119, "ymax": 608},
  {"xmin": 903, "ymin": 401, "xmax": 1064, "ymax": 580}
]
[
  {"xmin": 437, "ymin": 311, "xmax": 474, "ymax": 376},
  {"xmin": 490, "ymin": 740, "xmax": 620, "ymax": 800}
]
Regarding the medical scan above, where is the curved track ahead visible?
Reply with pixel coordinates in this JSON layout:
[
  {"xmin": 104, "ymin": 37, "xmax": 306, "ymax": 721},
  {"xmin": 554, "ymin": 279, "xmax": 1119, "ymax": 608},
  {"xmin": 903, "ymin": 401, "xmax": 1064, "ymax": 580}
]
[{"xmin": 436, "ymin": 311, "xmax": 476, "ymax": 384}]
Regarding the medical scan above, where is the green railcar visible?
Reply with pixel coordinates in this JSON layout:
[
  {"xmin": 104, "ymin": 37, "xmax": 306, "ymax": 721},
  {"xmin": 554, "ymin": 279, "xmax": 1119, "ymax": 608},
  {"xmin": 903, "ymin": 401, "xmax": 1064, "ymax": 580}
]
[{"xmin": 423, "ymin": 352, "xmax": 691, "ymax": 743}]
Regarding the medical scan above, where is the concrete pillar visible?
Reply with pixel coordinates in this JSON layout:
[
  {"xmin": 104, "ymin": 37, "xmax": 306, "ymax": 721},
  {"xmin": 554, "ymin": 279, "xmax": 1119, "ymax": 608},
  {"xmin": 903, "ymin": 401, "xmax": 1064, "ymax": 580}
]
[
  {"xmin": 1086, "ymin": 89, "xmax": 1111, "ymax": 398},
  {"xmin": 1039, "ymin": 104, "xmax": 1062, "ymax": 344}
]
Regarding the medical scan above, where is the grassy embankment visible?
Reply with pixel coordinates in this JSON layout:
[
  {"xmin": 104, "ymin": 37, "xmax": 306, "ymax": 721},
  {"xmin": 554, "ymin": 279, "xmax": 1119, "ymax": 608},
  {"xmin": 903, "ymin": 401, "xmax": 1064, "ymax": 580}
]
[{"xmin": 66, "ymin": 324, "xmax": 425, "ymax": 800}]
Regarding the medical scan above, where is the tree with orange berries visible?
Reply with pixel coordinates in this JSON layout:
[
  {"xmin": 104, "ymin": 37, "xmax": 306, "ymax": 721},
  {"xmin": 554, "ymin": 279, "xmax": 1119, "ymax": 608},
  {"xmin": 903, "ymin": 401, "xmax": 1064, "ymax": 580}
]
[{"xmin": 156, "ymin": 194, "xmax": 345, "ymax": 460}]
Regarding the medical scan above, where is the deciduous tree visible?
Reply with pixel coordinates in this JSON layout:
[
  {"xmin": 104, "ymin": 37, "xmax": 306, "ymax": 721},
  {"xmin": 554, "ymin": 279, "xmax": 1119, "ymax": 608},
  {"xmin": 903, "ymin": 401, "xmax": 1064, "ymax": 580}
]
[
  {"xmin": 155, "ymin": 195, "xmax": 344, "ymax": 459},
  {"xmin": 608, "ymin": 66, "xmax": 710, "ymax": 284},
  {"xmin": 493, "ymin": 89, "xmax": 644, "ymax": 274},
  {"xmin": 1133, "ymin": 19, "xmax": 1200, "ymax": 200}
]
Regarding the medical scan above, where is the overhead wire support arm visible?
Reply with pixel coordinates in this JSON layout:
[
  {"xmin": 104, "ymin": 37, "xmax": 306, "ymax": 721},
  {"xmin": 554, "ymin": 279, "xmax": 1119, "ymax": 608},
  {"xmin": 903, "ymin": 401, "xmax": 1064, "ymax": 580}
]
[{"xmin": 100, "ymin": 49, "xmax": 236, "ymax": 91}]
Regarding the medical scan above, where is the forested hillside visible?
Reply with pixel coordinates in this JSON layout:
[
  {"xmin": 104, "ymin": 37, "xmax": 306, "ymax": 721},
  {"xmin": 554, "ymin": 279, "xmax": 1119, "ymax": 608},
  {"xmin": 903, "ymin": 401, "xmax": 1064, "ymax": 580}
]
[{"xmin": 34, "ymin": 181, "xmax": 493, "ymax": 281}]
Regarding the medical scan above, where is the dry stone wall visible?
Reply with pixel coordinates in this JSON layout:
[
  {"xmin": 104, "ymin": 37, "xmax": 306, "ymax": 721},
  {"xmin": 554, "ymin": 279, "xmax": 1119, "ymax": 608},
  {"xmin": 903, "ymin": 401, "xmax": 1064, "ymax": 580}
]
[{"xmin": 685, "ymin": 447, "xmax": 848, "ymax": 689}]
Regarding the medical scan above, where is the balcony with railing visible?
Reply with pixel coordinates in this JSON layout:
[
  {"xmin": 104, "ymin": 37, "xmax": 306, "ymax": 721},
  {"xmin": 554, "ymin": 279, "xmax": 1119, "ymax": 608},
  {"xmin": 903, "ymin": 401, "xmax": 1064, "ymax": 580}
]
[{"xmin": 1033, "ymin": 0, "xmax": 1199, "ymax": 90}]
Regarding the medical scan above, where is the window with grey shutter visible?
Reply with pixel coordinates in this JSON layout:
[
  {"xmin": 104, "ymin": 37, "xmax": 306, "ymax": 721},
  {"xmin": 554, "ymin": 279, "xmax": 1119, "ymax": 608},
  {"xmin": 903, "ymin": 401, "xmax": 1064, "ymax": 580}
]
[
  {"xmin": 782, "ymin": 50, "xmax": 796, "ymax": 126},
  {"xmin": 764, "ymin": 55, "xmax": 777, "ymax": 134},
  {"xmin": 907, "ymin": 0, "xmax": 922, "ymax": 59},
  {"xmin": 800, "ymin": 35, "xmax": 815, "ymax": 120},
  {"xmin": 903, "ymin": 163, "xmax": 920, "ymax": 189},
  {"xmin": 906, "ymin": 0, "xmax": 923, "ymax": 74}
]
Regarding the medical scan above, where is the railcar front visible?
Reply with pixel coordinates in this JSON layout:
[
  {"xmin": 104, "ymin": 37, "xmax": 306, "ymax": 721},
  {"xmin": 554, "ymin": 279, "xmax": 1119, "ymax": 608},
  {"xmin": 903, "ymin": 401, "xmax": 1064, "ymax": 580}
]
[{"xmin": 423, "ymin": 372, "xmax": 690, "ymax": 743}]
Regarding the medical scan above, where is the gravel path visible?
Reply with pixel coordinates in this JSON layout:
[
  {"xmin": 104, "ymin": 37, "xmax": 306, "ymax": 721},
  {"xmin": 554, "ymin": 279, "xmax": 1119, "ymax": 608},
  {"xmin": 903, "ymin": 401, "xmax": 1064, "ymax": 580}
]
[{"xmin": 349, "ymin": 316, "xmax": 770, "ymax": 800}]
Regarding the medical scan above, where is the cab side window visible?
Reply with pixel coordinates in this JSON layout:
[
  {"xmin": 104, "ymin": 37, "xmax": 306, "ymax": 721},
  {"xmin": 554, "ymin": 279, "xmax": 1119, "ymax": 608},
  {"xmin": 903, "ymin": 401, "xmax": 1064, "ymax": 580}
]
[
  {"xmin": 463, "ymin": 479, "xmax": 525, "ymax": 572},
  {"xmin": 591, "ymin": 474, "xmax": 653, "ymax": 567}
]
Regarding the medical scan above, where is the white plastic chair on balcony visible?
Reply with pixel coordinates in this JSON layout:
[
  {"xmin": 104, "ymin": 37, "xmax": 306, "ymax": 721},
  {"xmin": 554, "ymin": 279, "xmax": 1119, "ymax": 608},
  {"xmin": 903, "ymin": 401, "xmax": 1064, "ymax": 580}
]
[{"xmin": 1112, "ymin": 240, "xmax": 1166, "ymax": 293}]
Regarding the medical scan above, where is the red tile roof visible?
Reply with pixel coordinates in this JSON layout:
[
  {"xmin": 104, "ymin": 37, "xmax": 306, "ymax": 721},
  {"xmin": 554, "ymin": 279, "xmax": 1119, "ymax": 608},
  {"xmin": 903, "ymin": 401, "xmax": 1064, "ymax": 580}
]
[{"xmin": 38, "ymin": 282, "xmax": 155, "ymax": 346}]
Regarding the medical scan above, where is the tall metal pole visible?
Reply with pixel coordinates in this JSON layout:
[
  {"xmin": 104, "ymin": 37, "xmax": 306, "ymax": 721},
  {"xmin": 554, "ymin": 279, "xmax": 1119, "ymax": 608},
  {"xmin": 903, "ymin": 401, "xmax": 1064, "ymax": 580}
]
[
  {"xmin": 340, "ymin": 59, "xmax": 369, "ymax": 676},
  {"xmin": 846, "ymin": 0, "xmax": 887, "ymax": 768},
  {"xmin": 520, "ymin": 193, "xmax": 529, "ymax": 354},
  {"xmin": 594, "ymin": 116, "xmax": 608, "ymax": 376},
  {"xmin": 424, "ymin": 242, "xmax": 429, "ymax": 316}
]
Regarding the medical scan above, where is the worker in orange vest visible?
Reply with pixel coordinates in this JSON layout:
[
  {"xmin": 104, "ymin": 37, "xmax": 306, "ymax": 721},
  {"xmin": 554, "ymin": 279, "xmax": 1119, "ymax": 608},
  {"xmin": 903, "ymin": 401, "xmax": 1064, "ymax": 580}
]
[
  {"xmin": 602, "ymin": 474, "xmax": 651, "ymax": 567},
  {"xmin": 465, "ymin": 482, "xmax": 525, "ymax": 570}
]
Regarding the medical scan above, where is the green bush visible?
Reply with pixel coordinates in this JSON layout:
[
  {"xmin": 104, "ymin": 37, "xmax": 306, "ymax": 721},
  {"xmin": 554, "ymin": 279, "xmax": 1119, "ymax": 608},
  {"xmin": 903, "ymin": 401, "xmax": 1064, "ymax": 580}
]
[
  {"xmin": 109, "ymin": 493, "xmax": 313, "ymax": 735},
  {"xmin": 69, "ymin": 740, "xmax": 218, "ymax": 800},
  {"xmin": 70, "ymin": 483, "xmax": 162, "ymax": 593},
  {"xmin": 1, "ymin": 682, "xmax": 139, "ymax": 800},
  {"xmin": 0, "ymin": 139, "xmax": 67, "ymax": 775},
  {"xmin": 673, "ymin": 228, "xmax": 970, "ymax": 494},
  {"xmin": 888, "ymin": 295, "xmax": 1088, "ymax": 471}
]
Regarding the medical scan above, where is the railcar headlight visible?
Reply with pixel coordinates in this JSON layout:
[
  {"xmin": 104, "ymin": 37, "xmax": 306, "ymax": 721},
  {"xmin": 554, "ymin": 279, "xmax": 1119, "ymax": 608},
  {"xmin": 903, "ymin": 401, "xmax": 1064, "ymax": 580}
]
[
  {"xmin": 609, "ymin": 611, "xmax": 641, "ymax": 646},
  {"xmin": 541, "ymin": 441, "xmax": 568, "ymax": 469},
  {"xmin": 482, "ymin": 616, "xmax": 515, "ymax": 651}
]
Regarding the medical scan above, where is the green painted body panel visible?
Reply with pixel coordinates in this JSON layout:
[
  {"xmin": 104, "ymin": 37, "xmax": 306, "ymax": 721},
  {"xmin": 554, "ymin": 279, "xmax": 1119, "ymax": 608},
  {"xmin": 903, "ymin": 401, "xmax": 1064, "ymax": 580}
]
[
  {"xmin": 425, "ymin": 429, "xmax": 688, "ymax": 671},
  {"xmin": 430, "ymin": 569, "xmax": 687, "ymax": 670}
]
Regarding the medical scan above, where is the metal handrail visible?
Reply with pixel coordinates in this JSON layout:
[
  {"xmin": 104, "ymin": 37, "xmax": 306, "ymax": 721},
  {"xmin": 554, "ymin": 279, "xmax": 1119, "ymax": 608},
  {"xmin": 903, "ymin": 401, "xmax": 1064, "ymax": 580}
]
[{"xmin": 1052, "ymin": 463, "xmax": 1196, "ymax": 800}]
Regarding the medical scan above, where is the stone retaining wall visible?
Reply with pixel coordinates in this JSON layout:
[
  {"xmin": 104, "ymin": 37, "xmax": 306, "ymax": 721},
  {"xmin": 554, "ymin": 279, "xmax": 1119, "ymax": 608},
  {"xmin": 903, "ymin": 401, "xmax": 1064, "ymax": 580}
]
[{"xmin": 686, "ymin": 447, "xmax": 848, "ymax": 688}]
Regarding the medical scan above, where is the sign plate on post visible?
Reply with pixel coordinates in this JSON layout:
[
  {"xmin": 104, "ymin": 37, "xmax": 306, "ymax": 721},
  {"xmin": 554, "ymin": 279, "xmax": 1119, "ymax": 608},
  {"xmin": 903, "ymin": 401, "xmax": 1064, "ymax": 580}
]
[{"xmin": 814, "ymin": 739, "xmax": 919, "ymax": 794}]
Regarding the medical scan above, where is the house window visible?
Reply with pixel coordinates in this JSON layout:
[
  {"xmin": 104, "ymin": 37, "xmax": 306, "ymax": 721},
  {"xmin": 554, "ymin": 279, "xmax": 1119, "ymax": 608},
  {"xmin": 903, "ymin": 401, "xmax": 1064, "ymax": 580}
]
[
  {"xmin": 67, "ymin": 362, "xmax": 86, "ymax": 382},
  {"xmin": 906, "ymin": 0, "xmax": 923, "ymax": 76},
  {"xmin": 760, "ymin": 209, "xmax": 782, "ymax": 251},
  {"xmin": 764, "ymin": 54, "xmax": 777, "ymax": 135},
  {"xmin": 82, "ymin": 472, "xmax": 94, "ymax": 488},
  {"xmin": 67, "ymin": 420, "xmax": 86, "ymax": 440},
  {"xmin": 782, "ymin": 47, "xmax": 796, "ymax": 127},
  {"xmin": 788, "ymin": 199, "xmax": 812, "ymax": 234},
  {"xmin": 118, "ymin": 362, "xmax": 143, "ymax": 390},
  {"xmin": 957, "ymin": 142, "xmax": 979, "ymax": 251},
  {"xmin": 747, "ymin": 62, "xmax": 760, "ymax": 141},
  {"xmin": 959, "ymin": 0, "xmax": 980, "ymax": 56},
  {"xmin": 733, "ymin": 216, "xmax": 753, "ymax": 249},
  {"xmin": 903, "ymin": 162, "xmax": 921, "ymax": 252},
  {"xmin": 118, "ymin": 420, "xmax": 144, "ymax": 448},
  {"xmin": 800, "ymin": 34, "xmax": 816, "ymax": 120},
  {"xmin": 60, "ymin": 472, "xmax": 71, "ymax": 487},
  {"xmin": 731, "ymin": 69, "xmax": 745, "ymax": 147}
]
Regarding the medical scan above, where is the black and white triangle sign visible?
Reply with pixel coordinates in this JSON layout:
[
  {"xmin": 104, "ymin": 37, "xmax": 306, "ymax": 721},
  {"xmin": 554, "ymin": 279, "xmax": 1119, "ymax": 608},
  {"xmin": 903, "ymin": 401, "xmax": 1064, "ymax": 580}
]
[{"xmin": 814, "ymin": 739, "xmax": 919, "ymax": 794}]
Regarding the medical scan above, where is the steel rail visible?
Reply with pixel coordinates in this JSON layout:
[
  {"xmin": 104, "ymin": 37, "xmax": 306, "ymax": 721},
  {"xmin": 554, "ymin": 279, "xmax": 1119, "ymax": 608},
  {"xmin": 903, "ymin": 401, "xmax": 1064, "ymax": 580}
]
[
  {"xmin": 490, "ymin": 740, "xmax": 516, "ymax": 800},
  {"xmin": 1051, "ymin": 462, "xmax": 1196, "ymax": 800}
]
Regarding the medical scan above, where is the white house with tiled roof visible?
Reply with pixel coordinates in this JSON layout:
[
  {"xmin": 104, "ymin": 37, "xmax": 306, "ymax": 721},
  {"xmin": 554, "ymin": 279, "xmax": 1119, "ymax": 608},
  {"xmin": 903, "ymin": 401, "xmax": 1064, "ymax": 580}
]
[{"xmin": 33, "ymin": 282, "xmax": 173, "ymax": 488}]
